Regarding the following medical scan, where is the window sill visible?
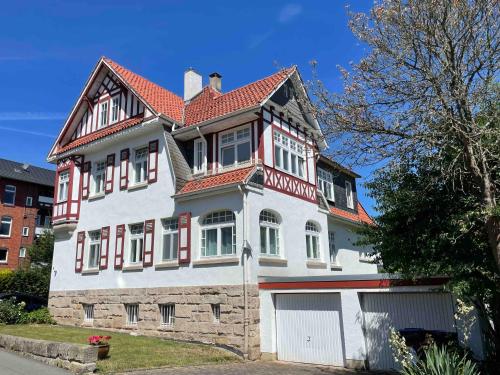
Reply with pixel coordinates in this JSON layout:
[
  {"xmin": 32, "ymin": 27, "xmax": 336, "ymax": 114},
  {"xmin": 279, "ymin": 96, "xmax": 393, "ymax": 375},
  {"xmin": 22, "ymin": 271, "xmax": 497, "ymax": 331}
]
[
  {"xmin": 359, "ymin": 258, "xmax": 374, "ymax": 264},
  {"xmin": 0, "ymin": 261, "xmax": 8, "ymax": 264},
  {"xmin": 88, "ymin": 193, "xmax": 105, "ymax": 201},
  {"xmin": 128, "ymin": 182, "xmax": 148, "ymax": 191},
  {"xmin": 2, "ymin": 203, "xmax": 15, "ymax": 207},
  {"xmin": 122, "ymin": 264, "xmax": 144, "ymax": 271},
  {"xmin": 155, "ymin": 261, "xmax": 179, "ymax": 269},
  {"xmin": 330, "ymin": 263, "xmax": 343, "ymax": 270},
  {"xmin": 81, "ymin": 268, "xmax": 99, "ymax": 275},
  {"xmin": 192, "ymin": 257, "xmax": 239, "ymax": 266},
  {"xmin": 259, "ymin": 257, "xmax": 287, "ymax": 266},
  {"xmin": 306, "ymin": 260, "xmax": 328, "ymax": 269}
]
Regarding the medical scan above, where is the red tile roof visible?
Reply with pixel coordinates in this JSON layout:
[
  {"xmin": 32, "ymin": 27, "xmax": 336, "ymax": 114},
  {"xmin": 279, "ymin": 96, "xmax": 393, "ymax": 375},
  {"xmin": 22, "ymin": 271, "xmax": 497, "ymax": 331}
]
[
  {"xmin": 178, "ymin": 166, "xmax": 255, "ymax": 194},
  {"xmin": 184, "ymin": 67, "xmax": 295, "ymax": 126},
  {"xmin": 104, "ymin": 58, "xmax": 184, "ymax": 123},
  {"xmin": 330, "ymin": 202, "xmax": 374, "ymax": 225},
  {"xmin": 58, "ymin": 115, "xmax": 148, "ymax": 154}
]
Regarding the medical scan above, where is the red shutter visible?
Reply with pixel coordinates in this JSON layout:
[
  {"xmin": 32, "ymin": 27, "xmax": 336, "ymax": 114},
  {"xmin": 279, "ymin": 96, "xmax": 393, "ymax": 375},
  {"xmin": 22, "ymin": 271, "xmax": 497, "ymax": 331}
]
[
  {"xmin": 143, "ymin": 219, "xmax": 155, "ymax": 267},
  {"xmin": 147, "ymin": 140, "xmax": 159, "ymax": 183},
  {"xmin": 99, "ymin": 226, "xmax": 110, "ymax": 270},
  {"xmin": 119, "ymin": 149, "xmax": 129, "ymax": 190},
  {"xmin": 105, "ymin": 154, "xmax": 115, "ymax": 193},
  {"xmin": 178, "ymin": 212, "xmax": 191, "ymax": 264},
  {"xmin": 114, "ymin": 224, "xmax": 125, "ymax": 269},
  {"xmin": 75, "ymin": 231, "xmax": 85, "ymax": 272},
  {"xmin": 81, "ymin": 162, "xmax": 91, "ymax": 199}
]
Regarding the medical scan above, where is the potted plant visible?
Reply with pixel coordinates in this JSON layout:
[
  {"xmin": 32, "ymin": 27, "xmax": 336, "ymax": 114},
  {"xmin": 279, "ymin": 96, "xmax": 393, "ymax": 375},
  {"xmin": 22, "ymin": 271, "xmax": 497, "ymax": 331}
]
[{"xmin": 87, "ymin": 335, "xmax": 112, "ymax": 359}]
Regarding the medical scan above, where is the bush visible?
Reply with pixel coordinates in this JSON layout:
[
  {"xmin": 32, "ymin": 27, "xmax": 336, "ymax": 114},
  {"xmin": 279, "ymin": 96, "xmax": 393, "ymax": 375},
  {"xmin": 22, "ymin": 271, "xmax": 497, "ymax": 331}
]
[
  {"xmin": 18, "ymin": 307, "xmax": 55, "ymax": 325},
  {"xmin": 0, "ymin": 267, "xmax": 50, "ymax": 299},
  {"xmin": 0, "ymin": 269, "xmax": 13, "ymax": 290},
  {"xmin": 0, "ymin": 298, "xmax": 26, "ymax": 324}
]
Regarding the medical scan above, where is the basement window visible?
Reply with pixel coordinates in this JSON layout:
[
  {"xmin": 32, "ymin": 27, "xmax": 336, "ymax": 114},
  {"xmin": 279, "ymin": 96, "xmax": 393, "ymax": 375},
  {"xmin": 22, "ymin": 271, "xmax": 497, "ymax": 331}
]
[
  {"xmin": 126, "ymin": 304, "xmax": 139, "ymax": 326},
  {"xmin": 159, "ymin": 304, "xmax": 175, "ymax": 327},
  {"xmin": 211, "ymin": 304, "xmax": 221, "ymax": 324},
  {"xmin": 83, "ymin": 304, "xmax": 94, "ymax": 323}
]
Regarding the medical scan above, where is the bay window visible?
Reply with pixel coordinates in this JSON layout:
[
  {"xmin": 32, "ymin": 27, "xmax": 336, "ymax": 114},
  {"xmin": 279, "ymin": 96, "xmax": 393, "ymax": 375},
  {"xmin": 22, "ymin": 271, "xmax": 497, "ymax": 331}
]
[
  {"xmin": 274, "ymin": 131, "xmax": 305, "ymax": 178},
  {"xmin": 161, "ymin": 218, "xmax": 178, "ymax": 261},
  {"xmin": 87, "ymin": 230, "xmax": 101, "ymax": 269},
  {"xmin": 3, "ymin": 185, "xmax": 16, "ymax": 205},
  {"xmin": 317, "ymin": 168, "xmax": 334, "ymax": 201},
  {"xmin": 305, "ymin": 221, "xmax": 320, "ymax": 259},
  {"xmin": 129, "ymin": 223, "xmax": 144, "ymax": 264},
  {"xmin": 58, "ymin": 171, "xmax": 69, "ymax": 202},
  {"xmin": 93, "ymin": 161, "xmax": 106, "ymax": 195},
  {"xmin": 133, "ymin": 147, "xmax": 148, "ymax": 184},
  {"xmin": 259, "ymin": 210, "xmax": 280, "ymax": 256},
  {"xmin": 219, "ymin": 127, "xmax": 251, "ymax": 168},
  {"xmin": 201, "ymin": 211, "xmax": 236, "ymax": 257}
]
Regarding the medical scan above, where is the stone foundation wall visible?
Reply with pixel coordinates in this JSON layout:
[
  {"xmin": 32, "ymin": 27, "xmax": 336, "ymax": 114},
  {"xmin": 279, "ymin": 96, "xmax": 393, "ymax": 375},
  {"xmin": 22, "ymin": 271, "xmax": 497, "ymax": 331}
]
[{"xmin": 49, "ymin": 284, "xmax": 260, "ymax": 359}]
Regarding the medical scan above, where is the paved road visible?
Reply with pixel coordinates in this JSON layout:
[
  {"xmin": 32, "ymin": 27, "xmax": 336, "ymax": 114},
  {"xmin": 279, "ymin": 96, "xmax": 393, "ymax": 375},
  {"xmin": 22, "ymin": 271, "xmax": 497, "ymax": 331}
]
[{"xmin": 0, "ymin": 350, "xmax": 68, "ymax": 374}]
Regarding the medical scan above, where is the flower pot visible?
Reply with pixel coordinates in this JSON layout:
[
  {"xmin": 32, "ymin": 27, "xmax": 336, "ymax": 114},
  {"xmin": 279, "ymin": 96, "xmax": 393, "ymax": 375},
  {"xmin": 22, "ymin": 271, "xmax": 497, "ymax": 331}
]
[{"xmin": 96, "ymin": 344, "xmax": 110, "ymax": 359}]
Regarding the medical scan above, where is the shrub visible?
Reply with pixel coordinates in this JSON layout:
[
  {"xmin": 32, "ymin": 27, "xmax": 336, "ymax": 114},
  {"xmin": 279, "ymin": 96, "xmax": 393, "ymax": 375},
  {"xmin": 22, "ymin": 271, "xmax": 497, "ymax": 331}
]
[
  {"xmin": 0, "ymin": 268, "xmax": 50, "ymax": 299},
  {"xmin": 18, "ymin": 307, "xmax": 55, "ymax": 325},
  {"xmin": 0, "ymin": 269, "xmax": 13, "ymax": 291},
  {"xmin": 0, "ymin": 298, "xmax": 26, "ymax": 324}
]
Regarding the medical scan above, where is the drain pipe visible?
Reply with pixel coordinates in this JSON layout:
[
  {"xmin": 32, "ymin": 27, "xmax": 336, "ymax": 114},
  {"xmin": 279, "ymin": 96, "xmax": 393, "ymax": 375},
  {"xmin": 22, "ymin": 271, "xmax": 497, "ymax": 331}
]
[{"xmin": 238, "ymin": 185, "xmax": 250, "ymax": 359}]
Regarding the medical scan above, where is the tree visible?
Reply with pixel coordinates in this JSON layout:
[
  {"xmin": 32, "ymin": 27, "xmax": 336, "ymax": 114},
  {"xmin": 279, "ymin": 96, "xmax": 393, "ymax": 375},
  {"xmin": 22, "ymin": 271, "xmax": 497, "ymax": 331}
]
[
  {"xmin": 312, "ymin": 0, "xmax": 499, "ymax": 271},
  {"xmin": 28, "ymin": 231, "xmax": 54, "ymax": 268}
]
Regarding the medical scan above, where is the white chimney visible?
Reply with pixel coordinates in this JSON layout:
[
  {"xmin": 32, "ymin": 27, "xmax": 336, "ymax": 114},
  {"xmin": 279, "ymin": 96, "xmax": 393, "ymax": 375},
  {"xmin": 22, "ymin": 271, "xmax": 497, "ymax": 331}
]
[
  {"xmin": 209, "ymin": 72, "xmax": 222, "ymax": 92},
  {"xmin": 184, "ymin": 68, "xmax": 202, "ymax": 101}
]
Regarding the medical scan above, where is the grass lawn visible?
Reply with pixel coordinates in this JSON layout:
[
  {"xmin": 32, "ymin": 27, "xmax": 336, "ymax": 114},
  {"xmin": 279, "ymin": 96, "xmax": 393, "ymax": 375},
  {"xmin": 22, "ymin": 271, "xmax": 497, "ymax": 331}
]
[{"xmin": 0, "ymin": 324, "xmax": 240, "ymax": 373}]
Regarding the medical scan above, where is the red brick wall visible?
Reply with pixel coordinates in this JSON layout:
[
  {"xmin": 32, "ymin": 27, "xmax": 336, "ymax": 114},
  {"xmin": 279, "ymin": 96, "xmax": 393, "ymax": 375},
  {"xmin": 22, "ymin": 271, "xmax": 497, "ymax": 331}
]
[{"xmin": 0, "ymin": 178, "xmax": 53, "ymax": 270}]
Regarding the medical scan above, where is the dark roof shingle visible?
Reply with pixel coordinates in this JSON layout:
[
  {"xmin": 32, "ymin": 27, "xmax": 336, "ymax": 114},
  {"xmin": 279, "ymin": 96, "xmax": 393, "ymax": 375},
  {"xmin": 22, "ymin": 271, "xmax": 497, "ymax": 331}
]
[{"xmin": 0, "ymin": 158, "xmax": 55, "ymax": 187}]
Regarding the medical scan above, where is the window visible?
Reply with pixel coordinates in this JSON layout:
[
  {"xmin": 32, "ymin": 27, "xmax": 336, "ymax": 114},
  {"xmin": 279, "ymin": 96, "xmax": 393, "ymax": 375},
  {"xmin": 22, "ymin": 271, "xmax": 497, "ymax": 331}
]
[
  {"xmin": 0, "ymin": 248, "xmax": 7, "ymax": 263},
  {"xmin": 58, "ymin": 171, "xmax": 69, "ymax": 202},
  {"xmin": 93, "ymin": 161, "xmax": 106, "ymax": 195},
  {"xmin": 346, "ymin": 181, "xmax": 354, "ymax": 209},
  {"xmin": 111, "ymin": 96, "xmax": 119, "ymax": 123},
  {"xmin": 328, "ymin": 231, "xmax": 338, "ymax": 265},
  {"xmin": 125, "ymin": 304, "xmax": 139, "ymax": 326},
  {"xmin": 133, "ymin": 147, "xmax": 148, "ymax": 184},
  {"xmin": 159, "ymin": 304, "xmax": 175, "ymax": 327},
  {"xmin": 100, "ymin": 101, "xmax": 108, "ymax": 127},
  {"xmin": 0, "ymin": 216, "xmax": 12, "ymax": 237},
  {"xmin": 25, "ymin": 196, "xmax": 33, "ymax": 207},
  {"xmin": 274, "ymin": 131, "xmax": 305, "ymax": 178},
  {"xmin": 211, "ymin": 304, "xmax": 221, "ymax": 324},
  {"xmin": 83, "ymin": 304, "xmax": 94, "ymax": 323},
  {"xmin": 259, "ymin": 210, "xmax": 280, "ymax": 256},
  {"xmin": 87, "ymin": 230, "xmax": 101, "ymax": 269},
  {"xmin": 22, "ymin": 227, "xmax": 29, "ymax": 237},
  {"xmin": 317, "ymin": 168, "xmax": 334, "ymax": 201},
  {"xmin": 161, "ymin": 218, "xmax": 178, "ymax": 261},
  {"xmin": 219, "ymin": 127, "xmax": 251, "ymax": 168},
  {"xmin": 3, "ymin": 185, "xmax": 16, "ymax": 205},
  {"xmin": 193, "ymin": 138, "xmax": 205, "ymax": 174},
  {"xmin": 305, "ymin": 221, "xmax": 320, "ymax": 259},
  {"xmin": 44, "ymin": 216, "xmax": 52, "ymax": 228},
  {"xmin": 201, "ymin": 211, "xmax": 236, "ymax": 257},
  {"xmin": 19, "ymin": 247, "xmax": 26, "ymax": 258},
  {"xmin": 129, "ymin": 223, "xmax": 144, "ymax": 264}
]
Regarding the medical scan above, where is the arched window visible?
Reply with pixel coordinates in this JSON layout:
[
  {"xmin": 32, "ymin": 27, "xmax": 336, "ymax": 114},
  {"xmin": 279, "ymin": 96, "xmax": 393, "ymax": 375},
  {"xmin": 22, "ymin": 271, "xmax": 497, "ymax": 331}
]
[
  {"xmin": 305, "ymin": 220, "xmax": 320, "ymax": 259},
  {"xmin": 260, "ymin": 210, "xmax": 280, "ymax": 256},
  {"xmin": 201, "ymin": 211, "xmax": 236, "ymax": 257}
]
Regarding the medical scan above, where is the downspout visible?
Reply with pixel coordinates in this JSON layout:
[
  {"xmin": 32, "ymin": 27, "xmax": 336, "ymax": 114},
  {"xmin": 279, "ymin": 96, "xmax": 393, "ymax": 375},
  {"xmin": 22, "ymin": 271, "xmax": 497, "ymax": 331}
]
[{"xmin": 238, "ymin": 185, "xmax": 250, "ymax": 359}]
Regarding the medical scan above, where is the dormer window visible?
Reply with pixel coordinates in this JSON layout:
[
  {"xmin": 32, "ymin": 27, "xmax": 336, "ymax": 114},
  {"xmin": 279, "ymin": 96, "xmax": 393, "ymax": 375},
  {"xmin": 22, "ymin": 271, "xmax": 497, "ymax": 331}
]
[
  {"xmin": 317, "ymin": 168, "xmax": 334, "ymax": 201},
  {"xmin": 193, "ymin": 138, "xmax": 206, "ymax": 174},
  {"xmin": 111, "ymin": 96, "xmax": 119, "ymax": 123},
  {"xmin": 219, "ymin": 127, "xmax": 251, "ymax": 168},
  {"xmin": 100, "ymin": 101, "xmax": 109, "ymax": 127},
  {"xmin": 345, "ymin": 181, "xmax": 354, "ymax": 209}
]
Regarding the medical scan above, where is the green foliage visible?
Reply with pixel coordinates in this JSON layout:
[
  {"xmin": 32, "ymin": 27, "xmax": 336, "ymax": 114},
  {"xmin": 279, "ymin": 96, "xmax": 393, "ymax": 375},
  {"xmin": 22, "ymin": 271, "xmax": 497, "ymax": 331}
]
[
  {"xmin": 0, "ymin": 298, "xmax": 26, "ymax": 324},
  {"xmin": 28, "ymin": 231, "xmax": 54, "ymax": 267},
  {"xmin": 401, "ymin": 344, "xmax": 479, "ymax": 375},
  {"xmin": 18, "ymin": 308, "xmax": 55, "ymax": 325},
  {"xmin": 0, "ymin": 267, "xmax": 51, "ymax": 299}
]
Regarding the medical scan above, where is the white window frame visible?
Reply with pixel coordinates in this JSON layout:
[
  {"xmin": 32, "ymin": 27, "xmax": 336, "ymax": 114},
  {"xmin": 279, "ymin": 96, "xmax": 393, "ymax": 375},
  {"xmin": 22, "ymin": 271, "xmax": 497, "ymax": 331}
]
[
  {"xmin": 159, "ymin": 304, "xmax": 175, "ymax": 327},
  {"xmin": 211, "ymin": 304, "xmax": 221, "ymax": 324},
  {"xmin": 317, "ymin": 168, "xmax": 334, "ymax": 201},
  {"xmin": 83, "ymin": 304, "xmax": 94, "ymax": 323},
  {"xmin": 128, "ymin": 223, "xmax": 144, "ymax": 265},
  {"xmin": 4, "ymin": 185, "xmax": 16, "ymax": 205},
  {"xmin": 161, "ymin": 218, "xmax": 178, "ymax": 262},
  {"xmin": 345, "ymin": 181, "xmax": 354, "ymax": 209},
  {"xmin": 328, "ymin": 231, "xmax": 340, "ymax": 265},
  {"xmin": 92, "ymin": 160, "xmax": 106, "ymax": 196},
  {"xmin": 125, "ymin": 304, "xmax": 139, "ymax": 326},
  {"xmin": 86, "ymin": 230, "xmax": 101, "ymax": 270},
  {"xmin": 132, "ymin": 146, "xmax": 148, "ymax": 185},
  {"xmin": 305, "ymin": 221, "xmax": 321, "ymax": 260},
  {"xmin": 99, "ymin": 101, "xmax": 109, "ymax": 128},
  {"xmin": 193, "ymin": 138, "xmax": 206, "ymax": 174},
  {"xmin": 111, "ymin": 96, "xmax": 119, "ymax": 123},
  {"xmin": 25, "ymin": 196, "xmax": 33, "ymax": 207},
  {"xmin": 57, "ymin": 171, "xmax": 69, "ymax": 203},
  {"xmin": 259, "ymin": 210, "xmax": 281, "ymax": 256},
  {"xmin": 218, "ymin": 126, "xmax": 252, "ymax": 169},
  {"xmin": 0, "ymin": 216, "xmax": 12, "ymax": 237},
  {"xmin": 22, "ymin": 227, "xmax": 29, "ymax": 237},
  {"xmin": 201, "ymin": 211, "xmax": 236, "ymax": 257},
  {"xmin": 0, "ymin": 248, "xmax": 8, "ymax": 263},
  {"xmin": 19, "ymin": 247, "xmax": 27, "ymax": 258},
  {"xmin": 273, "ymin": 130, "xmax": 305, "ymax": 179}
]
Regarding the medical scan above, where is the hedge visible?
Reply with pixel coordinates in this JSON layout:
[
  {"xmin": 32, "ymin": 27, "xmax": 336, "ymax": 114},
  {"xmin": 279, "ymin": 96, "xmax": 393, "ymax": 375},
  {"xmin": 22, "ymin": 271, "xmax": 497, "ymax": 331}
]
[{"xmin": 0, "ymin": 267, "xmax": 50, "ymax": 298}]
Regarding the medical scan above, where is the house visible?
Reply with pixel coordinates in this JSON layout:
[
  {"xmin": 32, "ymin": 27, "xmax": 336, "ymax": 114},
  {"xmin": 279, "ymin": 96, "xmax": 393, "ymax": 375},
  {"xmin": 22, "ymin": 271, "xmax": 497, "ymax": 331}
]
[
  {"xmin": 0, "ymin": 158, "xmax": 54, "ymax": 269},
  {"xmin": 47, "ymin": 57, "xmax": 483, "ymax": 370}
]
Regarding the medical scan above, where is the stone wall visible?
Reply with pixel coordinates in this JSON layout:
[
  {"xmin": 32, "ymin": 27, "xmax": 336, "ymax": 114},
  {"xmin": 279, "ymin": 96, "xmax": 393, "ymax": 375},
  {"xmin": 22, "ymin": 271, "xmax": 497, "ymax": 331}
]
[{"xmin": 49, "ymin": 284, "xmax": 260, "ymax": 359}]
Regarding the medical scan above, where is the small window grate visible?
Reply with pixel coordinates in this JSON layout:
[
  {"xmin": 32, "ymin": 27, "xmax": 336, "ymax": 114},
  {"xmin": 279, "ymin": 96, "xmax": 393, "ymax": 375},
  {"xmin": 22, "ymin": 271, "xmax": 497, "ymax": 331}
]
[
  {"xmin": 211, "ymin": 304, "xmax": 221, "ymax": 324},
  {"xmin": 83, "ymin": 304, "xmax": 94, "ymax": 323},
  {"xmin": 126, "ymin": 304, "xmax": 139, "ymax": 326},
  {"xmin": 159, "ymin": 304, "xmax": 175, "ymax": 327}
]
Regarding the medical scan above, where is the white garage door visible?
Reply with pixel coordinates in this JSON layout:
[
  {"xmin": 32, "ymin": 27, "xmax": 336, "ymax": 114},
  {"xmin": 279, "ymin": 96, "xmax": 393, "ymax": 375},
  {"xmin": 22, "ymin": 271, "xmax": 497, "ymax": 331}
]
[
  {"xmin": 276, "ymin": 293, "xmax": 344, "ymax": 366},
  {"xmin": 362, "ymin": 292, "xmax": 456, "ymax": 370}
]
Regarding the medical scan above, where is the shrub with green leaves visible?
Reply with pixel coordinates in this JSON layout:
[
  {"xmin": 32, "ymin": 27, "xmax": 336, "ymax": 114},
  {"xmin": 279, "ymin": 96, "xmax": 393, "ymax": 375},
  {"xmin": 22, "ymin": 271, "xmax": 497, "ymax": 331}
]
[
  {"xmin": 0, "ymin": 298, "xmax": 26, "ymax": 324},
  {"xmin": 18, "ymin": 307, "xmax": 55, "ymax": 325}
]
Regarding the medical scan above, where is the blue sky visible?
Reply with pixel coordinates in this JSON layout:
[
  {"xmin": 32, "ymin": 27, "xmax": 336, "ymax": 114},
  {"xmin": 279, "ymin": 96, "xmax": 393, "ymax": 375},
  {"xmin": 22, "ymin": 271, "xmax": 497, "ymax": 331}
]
[{"xmin": 0, "ymin": 0, "xmax": 376, "ymax": 214}]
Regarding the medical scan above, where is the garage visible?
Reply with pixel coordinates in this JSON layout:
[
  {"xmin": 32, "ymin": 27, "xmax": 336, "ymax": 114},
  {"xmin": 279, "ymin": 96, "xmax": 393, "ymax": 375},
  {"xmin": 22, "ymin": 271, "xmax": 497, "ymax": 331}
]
[
  {"xmin": 276, "ymin": 293, "xmax": 344, "ymax": 366},
  {"xmin": 361, "ymin": 292, "xmax": 456, "ymax": 370}
]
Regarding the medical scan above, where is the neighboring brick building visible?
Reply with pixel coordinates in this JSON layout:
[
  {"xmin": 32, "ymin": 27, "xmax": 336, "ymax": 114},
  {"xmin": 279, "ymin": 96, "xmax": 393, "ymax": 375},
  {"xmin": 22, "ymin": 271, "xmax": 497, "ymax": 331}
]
[{"xmin": 0, "ymin": 158, "xmax": 55, "ymax": 269}]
